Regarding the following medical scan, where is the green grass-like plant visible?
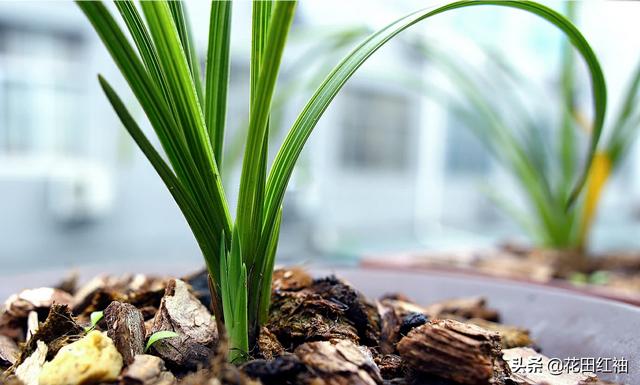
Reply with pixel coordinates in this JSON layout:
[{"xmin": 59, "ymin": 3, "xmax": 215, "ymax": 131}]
[
  {"xmin": 145, "ymin": 331, "xmax": 179, "ymax": 353},
  {"xmin": 78, "ymin": 0, "xmax": 606, "ymax": 361},
  {"xmin": 415, "ymin": 3, "xmax": 638, "ymax": 252}
]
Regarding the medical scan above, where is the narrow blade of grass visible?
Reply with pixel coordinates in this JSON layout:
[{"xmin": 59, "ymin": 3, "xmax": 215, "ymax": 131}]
[
  {"xmin": 236, "ymin": 0, "xmax": 295, "ymax": 295},
  {"xmin": 141, "ymin": 0, "xmax": 232, "ymax": 246},
  {"xmin": 221, "ymin": 228, "xmax": 249, "ymax": 363},
  {"xmin": 257, "ymin": 207, "xmax": 282, "ymax": 325},
  {"xmin": 205, "ymin": 1, "xmax": 232, "ymax": 166},
  {"xmin": 98, "ymin": 75, "xmax": 220, "ymax": 276},
  {"xmin": 114, "ymin": 0, "xmax": 171, "ymax": 101},
  {"xmin": 558, "ymin": 1, "xmax": 578, "ymax": 201},
  {"xmin": 606, "ymin": 58, "xmax": 640, "ymax": 166},
  {"xmin": 78, "ymin": 1, "xmax": 231, "ymax": 263},
  {"xmin": 168, "ymin": 1, "xmax": 204, "ymax": 104},
  {"xmin": 262, "ymin": 0, "xmax": 607, "ymax": 259}
]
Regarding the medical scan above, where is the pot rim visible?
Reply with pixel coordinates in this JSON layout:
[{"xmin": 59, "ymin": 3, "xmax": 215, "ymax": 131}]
[{"xmin": 360, "ymin": 258, "xmax": 640, "ymax": 307}]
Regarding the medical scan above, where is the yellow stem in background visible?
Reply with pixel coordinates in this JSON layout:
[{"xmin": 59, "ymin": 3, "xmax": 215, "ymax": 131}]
[{"xmin": 578, "ymin": 151, "xmax": 612, "ymax": 249}]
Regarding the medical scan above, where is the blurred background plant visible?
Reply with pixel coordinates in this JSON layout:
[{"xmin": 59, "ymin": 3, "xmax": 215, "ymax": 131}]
[{"xmin": 413, "ymin": 2, "xmax": 640, "ymax": 254}]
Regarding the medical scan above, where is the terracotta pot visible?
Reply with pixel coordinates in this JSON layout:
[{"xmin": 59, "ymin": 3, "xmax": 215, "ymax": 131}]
[{"xmin": 2, "ymin": 264, "xmax": 638, "ymax": 383}]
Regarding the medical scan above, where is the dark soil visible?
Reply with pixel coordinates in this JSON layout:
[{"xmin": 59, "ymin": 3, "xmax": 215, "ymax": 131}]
[{"xmin": 0, "ymin": 267, "xmax": 624, "ymax": 385}]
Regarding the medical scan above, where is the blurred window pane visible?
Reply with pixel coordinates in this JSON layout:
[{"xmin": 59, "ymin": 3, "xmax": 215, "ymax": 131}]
[
  {"xmin": 0, "ymin": 24, "xmax": 84, "ymax": 155},
  {"xmin": 340, "ymin": 88, "xmax": 412, "ymax": 172},
  {"xmin": 445, "ymin": 114, "xmax": 491, "ymax": 175}
]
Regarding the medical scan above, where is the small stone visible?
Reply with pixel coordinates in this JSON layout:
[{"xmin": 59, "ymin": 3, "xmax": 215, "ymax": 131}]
[
  {"xmin": 122, "ymin": 354, "xmax": 175, "ymax": 385},
  {"xmin": 398, "ymin": 313, "xmax": 428, "ymax": 336},
  {"xmin": 15, "ymin": 340, "xmax": 47, "ymax": 385},
  {"xmin": 39, "ymin": 330, "xmax": 123, "ymax": 385}
]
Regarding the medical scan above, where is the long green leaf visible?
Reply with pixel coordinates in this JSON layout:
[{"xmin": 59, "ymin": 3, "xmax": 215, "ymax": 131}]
[
  {"xmin": 606, "ymin": 58, "xmax": 640, "ymax": 166},
  {"xmin": 114, "ymin": 1, "xmax": 172, "ymax": 102},
  {"xmin": 141, "ymin": 0, "xmax": 232, "ymax": 245},
  {"xmin": 220, "ymin": 228, "xmax": 249, "ymax": 363},
  {"xmin": 262, "ymin": 0, "xmax": 607, "ymax": 258},
  {"xmin": 98, "ymin": 75, "xmax": 220, "ymax": 273},
  {"xmin": 145, "ymin": 331, "xmax": 179, "ymax": 353},
  {"xmin": 168, "ymin": 1, "xmax": 204, "ymax": 104},
  {"xmin": 257, "ymin": 207, "xmax": 282, "ymax": 325},
  {"xmin": 205, "ymin": 1, "xmax": 232, "ymax": 167},
  {"xmin": 236, "ymin": 1, "xmax": 295, "ymax": 283},
  {"xmin": 558, "ymin": 1, "xmax": 577, "ymax": 200},
  {"xmin": 78, "ymin": 1, "xmax": 231, "ymax": 267}
]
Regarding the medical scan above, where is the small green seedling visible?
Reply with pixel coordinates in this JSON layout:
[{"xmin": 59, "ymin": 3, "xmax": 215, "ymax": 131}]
[
  {"xmin": 145, "ymin": 331, "xmax": 179, "ymax": 353},
  {"xmin": 569, "ymin": 272, "xmax": 589, "ymax": 286},
  {"xmin": 589, "ymin": 270, "xmax": 610, "ymax": 285},
  {"xmin": 84, "ymin": 311, "xmax": 104, "ymax": 332}
]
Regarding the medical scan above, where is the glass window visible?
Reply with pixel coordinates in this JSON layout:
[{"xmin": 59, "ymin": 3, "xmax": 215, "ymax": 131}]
[
  {"xmin": 0, "ymin": 24, "xmax": 85, "ymax": 155},
  {"xmin": 340, "ymin": 88, "xmax": 412, "ymax": 172},
  {"xmin": 445, "ymin": 113, "xmax": 492, "ymax": 175}
]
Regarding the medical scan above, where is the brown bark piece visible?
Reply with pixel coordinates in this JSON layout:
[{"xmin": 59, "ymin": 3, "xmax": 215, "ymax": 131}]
[
  {"xmin": 54, "ymin": 271, "xmax": 79, "ymax": 295},
  {"xmin": 378, "ymin": 300, "xmax": 403, "ymax": 355},
  {"xmin": 422, "ymin": 297, "xmax": 499, "ymax": 321},
  {"xmin": 122, "ymin": 354, "xmax": 175, "ymax": 385},
  {"xmin": 0, "ymin": 373, "xmax": 24, "ymax": 385},
  {"xmin": 0, "ymin": 335, "xmax": 19, "ymax": 367},
  {"xmin": 104, "ymin": 301, "xmax": 146, "ymax": 365},
  {"xmin": 377, "ymin": 299, "xmax": 427, "ymax": 354},
  {"xmin": 475, "ymin": 253, "xmax": 554, "ymax": 282},
  {"xmin": 11, "ymin": 304, "xmax": 83, "ymax": 371},
  {"xmin": 376, "ymin": 354, "xmax": 404, "ymax": 380},
  {"xmin": 469, "ymin": 318, "xmax": 534, "ymax": 349},
  {"xmin": 294, "ymin": 339, "xmax": 382, "ymax": 385},
  {"xmin": 0, "ymin": 288, "xmax": 73, "ymax": 340},
  {"xmin": 267, "ymin": 275, "xmax": 381, "ymax": 350},
  {"xmin": 272, "ymin": 268, "xmax": 313, "ymax": 291},
  {"xmin": 257, "ymin": 327, "xmax": 284, "ymax": 360},
  {"xmin": 148, "ymin": 279, "xmax": 217, "ymax": 369},
  {"xmin": 590, "ymin": 251, "xmax": 640, "ymax": 273},
  {"xmin": 72, "ymin": 274, "xmax": 166, "ymax": 318},
  {"xmin": 398, "ymin": 319, "xmax": 509, "ymax": 385},
  {"xmin": 267, "ymin": 290, "xmax": 360, "ymax": 348},
  {"xmin": 312, "ymin": 276, "xmax": 381, "ymax": 346}
]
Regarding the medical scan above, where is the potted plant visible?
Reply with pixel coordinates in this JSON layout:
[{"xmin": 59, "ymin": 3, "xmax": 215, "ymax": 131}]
[
  {"xmin": 362, "ymin": 2, "xmax": 640, "ymax": 297},
  {"xmin": 1, "ymin": 1, "xmax": 632, "ymax": 385}
]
